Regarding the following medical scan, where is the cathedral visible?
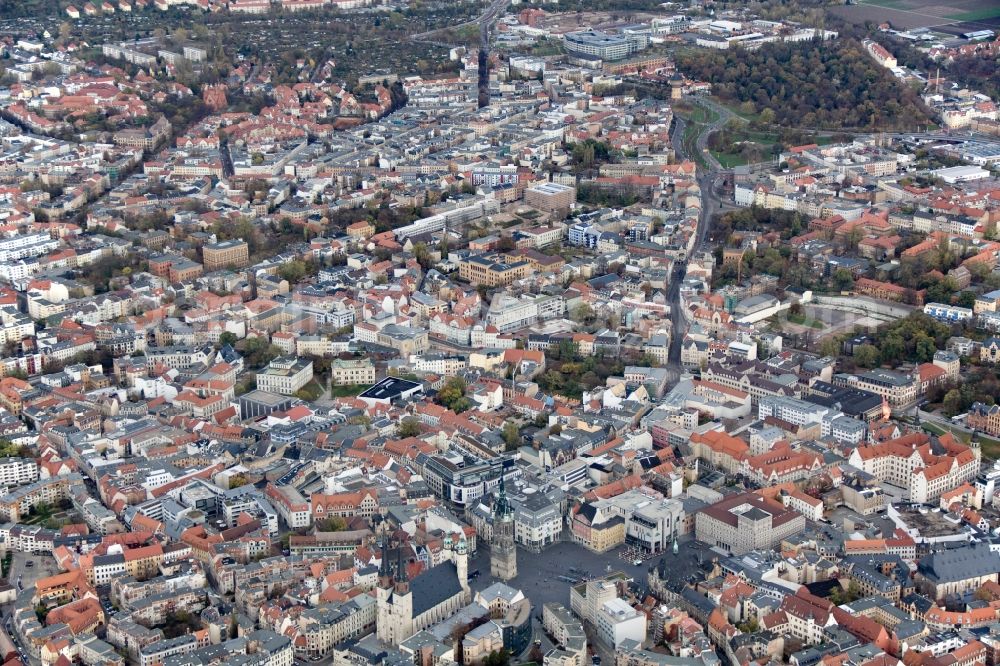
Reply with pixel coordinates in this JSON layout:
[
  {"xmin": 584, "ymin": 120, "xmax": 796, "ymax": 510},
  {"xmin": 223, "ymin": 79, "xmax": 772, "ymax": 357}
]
[
  {"xmin": 376, "ymin": 535, "xmax": 472, "ymax": 646},
  {"xmin": 490, "ymin": 474, "xmax": 517, "ymax": 581}
]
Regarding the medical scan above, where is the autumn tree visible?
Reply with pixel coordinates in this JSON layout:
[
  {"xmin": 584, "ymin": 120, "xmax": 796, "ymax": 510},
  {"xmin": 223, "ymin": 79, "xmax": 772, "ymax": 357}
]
[
  {"xmin": 317, "ymin": 516, "xmax": 347, "ymax": 532},
  {"xmin": 398, "ymin": 417, "xmax": 421, "ymax": 438},
  {"xmin": 854, "ymin": 344, "xmax": 881, "ymax": 369},
  {"xmin": 437, "ymin": 377, "xmax": 471, "ymax": 413},
  {"xmin": 278, "ymin": 260, "xmax": 308, "ymax": 285},
  {"xmin": 501, "ymin": 422, "xmax": 520, "ymax": 451}
]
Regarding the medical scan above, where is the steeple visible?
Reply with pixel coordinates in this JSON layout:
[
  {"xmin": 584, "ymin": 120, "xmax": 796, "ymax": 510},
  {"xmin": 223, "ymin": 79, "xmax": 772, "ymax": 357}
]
[
  {"xmin": 378, "ymin": 537, "xmax": 393, "ymax": 589},
  {"xmin": 396, "ymin": 547, "xmax": 408, "ymax": 582},
  {"xmin": 394, "ymin": 544, "xmax": 410, "ymax": 595},
  {"xmin": 494, "ymin": 469, "xmax": 513, "ymax": 521}
]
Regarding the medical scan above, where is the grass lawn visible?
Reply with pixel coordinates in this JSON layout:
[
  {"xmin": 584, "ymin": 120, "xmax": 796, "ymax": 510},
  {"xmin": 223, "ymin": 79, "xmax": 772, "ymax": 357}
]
[
  {"xmin": 330, "ymin": 383, "xmax": 371, "ymax": 398},
  {"xmin": 710, "ymin": 150, "xmax": 748, "ymax": 168},
  {"xmin": 981, "ymin": 438, "xmax": 1000, "ymax": 461},
  {"xmin": 706, "ymin": 120, "xmax": 776, "ymax": 168},
  {"xmin": 674, "ymin": 101, "xmax": 725, "ymax": 169},
  {"xmin": 23, "ymin": 503, "xmax": 56, "ymax": 526},
  {"xmin": 677, "ymin": 102, "xmax": 720, "ymax": 126},
  {"xmin": 786, "ymin": 312, "xmax": 824, "ymax": 328},
  {"xmin": 923, "ymin": 421, "xmax": 1000, "ymax": 459},
  {"xmin": 295, "ymin": 379, "xmax": 326, "ymax": 402},
  {"xmin": 531, "ymin": 42, "xmax": 564, "ymax": 56},
  {"xmin": 681, "ymin": 120, "xmax": 709, "ymax": 169},
  {"xmin": 687, "ymin": 106, "xmax": 709, "ymax": 123},
  {"xmin": 682, "ymin": 118, "xmax": 700, "ymax": 145},
  {"xmin": 26, "ymin": 507, "xmax": 71, "ymax": 529},
  {"xmin": 742, "ymin": 129, "xmax": 779, "ymax": 143},
  {"xmin": 715, "ymin": 99, "xmax": 761, "ymax": 124},
  {"xmin": 922, "ymin": 421, "xmax": 971, "ymax": 442}
]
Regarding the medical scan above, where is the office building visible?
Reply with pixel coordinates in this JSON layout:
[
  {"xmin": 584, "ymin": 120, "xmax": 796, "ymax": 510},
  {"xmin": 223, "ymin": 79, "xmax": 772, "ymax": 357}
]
[{"xmin": 256, "ymin": 356, "xmax": 313, "ymax": 396}]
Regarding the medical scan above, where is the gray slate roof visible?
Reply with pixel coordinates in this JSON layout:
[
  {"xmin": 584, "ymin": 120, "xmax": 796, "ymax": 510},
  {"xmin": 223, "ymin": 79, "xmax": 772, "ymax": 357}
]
[{"xmin": 917, "ymin": 544, "xmax": 1000, "ymax": 584}]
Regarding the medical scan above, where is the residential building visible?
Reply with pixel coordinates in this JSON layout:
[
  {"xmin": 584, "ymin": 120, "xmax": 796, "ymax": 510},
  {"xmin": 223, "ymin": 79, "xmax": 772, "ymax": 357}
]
[
  {"xmin": 330, "ymin": 358, "xmax": 376, "ymax": 386},
  {"xmin": 525, "ymin": 182, "xmax": 576, "ymax": 213},
  {"xmin": 969, "ymin": 402, "xmax": 1000, "ymax": 437},
  {"xmin": 202, "ymin": 240, "xmax": 249, "ymax": 271}
]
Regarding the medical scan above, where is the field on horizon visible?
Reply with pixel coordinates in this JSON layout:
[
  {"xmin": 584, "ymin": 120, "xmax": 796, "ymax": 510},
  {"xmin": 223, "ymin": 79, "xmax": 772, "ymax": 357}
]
[{"xmin": 829, "ymin": 0, "xmax": 1000, "ymax": 31}]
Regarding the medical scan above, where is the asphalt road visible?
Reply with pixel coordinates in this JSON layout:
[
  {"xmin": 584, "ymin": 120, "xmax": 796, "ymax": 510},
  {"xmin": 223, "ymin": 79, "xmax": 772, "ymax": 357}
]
[
  {"xmin": 691, "ymin": 97, "xmax": 737, "ymax": 173},
  {"xmin": 3, "ymin": 606, "xmax": 35, "ymax": 666},
  {"xmin": 665, "ymin": 97, "xmax": 731, "ymax": 370},
  {"xmin": 410, "ymin": 0, "xmax": 508, "ymax": 44}
]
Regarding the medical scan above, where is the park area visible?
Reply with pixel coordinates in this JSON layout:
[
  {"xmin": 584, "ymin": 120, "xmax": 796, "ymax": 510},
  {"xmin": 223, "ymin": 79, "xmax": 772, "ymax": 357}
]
[{"xmin": 922, "ymin": 420, "xmax": 1000, "ymax": 460}]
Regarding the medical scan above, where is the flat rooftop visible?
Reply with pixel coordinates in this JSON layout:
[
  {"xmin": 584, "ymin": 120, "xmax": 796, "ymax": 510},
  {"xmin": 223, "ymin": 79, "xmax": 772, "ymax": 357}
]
[{"xmin": 358, "ymin": 376, "xmax": 421, "ymax": 401}]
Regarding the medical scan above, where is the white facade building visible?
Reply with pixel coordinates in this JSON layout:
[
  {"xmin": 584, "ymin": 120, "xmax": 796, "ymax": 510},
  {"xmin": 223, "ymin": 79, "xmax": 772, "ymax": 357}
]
[{"xmin": 596, "ymin": 598, "xmax": 646, "ymax": 648}]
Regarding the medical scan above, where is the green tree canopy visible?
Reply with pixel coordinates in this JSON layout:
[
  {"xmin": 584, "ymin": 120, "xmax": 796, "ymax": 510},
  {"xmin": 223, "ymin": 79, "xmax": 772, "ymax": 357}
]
[
  {"xmin": 854, "ymin": 344, "xmax": 881, "ymax": 369},
  {"xmin": 437, "ymin": 377, "xmax": 471, "ymax": 413},
  {"xmin": 398, "ymin": 417, "xmax": 421, "ymax": 438},
  {"xmin": 278, "ymin": 260, "xmax": 308, "ymax": 285}
]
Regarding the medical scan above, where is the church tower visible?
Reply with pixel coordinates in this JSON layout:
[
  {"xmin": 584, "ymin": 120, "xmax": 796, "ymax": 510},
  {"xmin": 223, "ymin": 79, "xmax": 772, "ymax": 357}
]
[
  {"xmin": 392, "ymin": 547, "xmax": 413, "ymax": 640},
  {"xmin": 394, "ymin": 548, "xmax": 410, "ymax": 596},
  {"xmin": 456, "ymin": 535, "xmax": 470, "ymax": 598},
  {"xmin": 376, "ymin": 539, "xmax": 415, "ymax": 645},
  {"xmin": 376, "ymin": 538, "xmax": 394, "ymax": 643},
  {"xmin": 490, "ymin": 472, "xmax": 517, "ymax": 581}
]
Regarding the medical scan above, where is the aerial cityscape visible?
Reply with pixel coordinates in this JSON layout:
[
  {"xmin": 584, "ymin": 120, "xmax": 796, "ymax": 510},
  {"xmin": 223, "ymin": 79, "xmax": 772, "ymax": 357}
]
[{"xmin": 0, "ymin": 0, "xmax": 997, "ymax": 665}]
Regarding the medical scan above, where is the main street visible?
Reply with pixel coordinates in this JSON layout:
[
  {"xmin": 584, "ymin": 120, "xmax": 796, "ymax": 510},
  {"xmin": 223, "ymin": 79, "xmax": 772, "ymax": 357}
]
[
  {"xmin": 409, "ymin": 0, "xmax": 508, "ymax": 45},
  {"xmin": 665, "ymin": 96, "xmax": 731, "ymax": 370}
]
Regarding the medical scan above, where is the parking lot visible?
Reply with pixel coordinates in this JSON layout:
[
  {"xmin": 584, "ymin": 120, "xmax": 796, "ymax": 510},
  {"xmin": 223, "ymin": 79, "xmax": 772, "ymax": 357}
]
[{"xmin": 8, "ymin": 551, "xmax": 60, "ymax": 596}]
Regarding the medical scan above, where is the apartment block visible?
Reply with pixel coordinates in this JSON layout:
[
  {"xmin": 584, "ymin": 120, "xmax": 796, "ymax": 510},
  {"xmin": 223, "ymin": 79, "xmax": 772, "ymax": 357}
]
[
  {"xmin": 458, "ymin": 254, "xmax": 533, "ymax": 288},
  {"xmin": 0, "ymin": 457, "xmax": 39, "ymax": 490},
  {"xmin": 525, "ymin": 182, "xmax": 576, "ymax": 213},
  {"xmin": 330, "ymin": 358, "xmax": 376, "ymax": 386},
  {"xmin": 202, "ymin": 239, "xmax": 249, "ymax": 271}
]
